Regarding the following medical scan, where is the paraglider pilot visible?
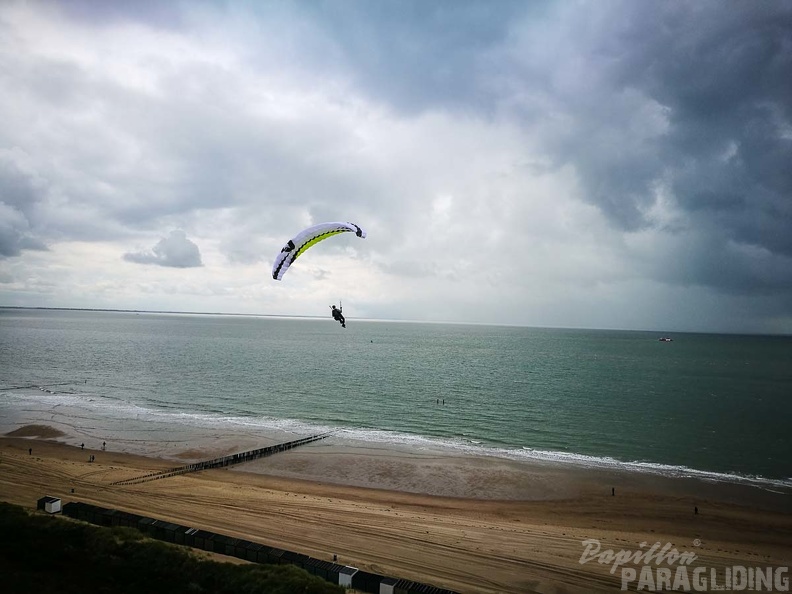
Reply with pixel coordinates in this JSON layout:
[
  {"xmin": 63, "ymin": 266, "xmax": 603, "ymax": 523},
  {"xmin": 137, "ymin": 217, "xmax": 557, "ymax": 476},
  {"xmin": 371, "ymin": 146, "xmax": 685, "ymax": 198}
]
[{"xmin": 330, "ymin": 304, "xmax": 346, "ymax": 328}]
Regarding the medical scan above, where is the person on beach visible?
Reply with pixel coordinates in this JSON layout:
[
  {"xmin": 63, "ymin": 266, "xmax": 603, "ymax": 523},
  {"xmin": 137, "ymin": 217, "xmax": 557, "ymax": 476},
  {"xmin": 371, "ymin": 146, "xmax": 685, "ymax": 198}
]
[{"xmin": 330, "ymin": 304, "xmax": 346, "ymax": 328}]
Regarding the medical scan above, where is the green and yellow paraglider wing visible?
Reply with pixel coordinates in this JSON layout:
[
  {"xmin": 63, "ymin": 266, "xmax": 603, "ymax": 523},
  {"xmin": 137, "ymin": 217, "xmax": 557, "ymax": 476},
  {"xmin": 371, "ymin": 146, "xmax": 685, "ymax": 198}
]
[{"xmin": 272, "ymin": 222, "xmax": 366, "ymax": 280}]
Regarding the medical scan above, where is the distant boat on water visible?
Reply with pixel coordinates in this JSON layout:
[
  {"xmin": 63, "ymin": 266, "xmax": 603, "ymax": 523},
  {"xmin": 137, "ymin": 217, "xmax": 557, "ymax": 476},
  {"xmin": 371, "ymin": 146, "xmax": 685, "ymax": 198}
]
[{"xmin": 659, "ymin": 337, "xmax": 673, "ymax": 342}]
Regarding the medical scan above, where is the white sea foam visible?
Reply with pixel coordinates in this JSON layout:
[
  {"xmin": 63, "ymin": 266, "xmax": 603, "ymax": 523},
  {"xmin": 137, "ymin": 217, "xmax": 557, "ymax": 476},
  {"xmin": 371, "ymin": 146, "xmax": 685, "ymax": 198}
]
[
  {"xmin": 2, "ymin": 386, "xmax": 790, "ymax": 490},
  {"xmin": 333, "ymin": 427, "xmax": 792, "ymax": 490}
]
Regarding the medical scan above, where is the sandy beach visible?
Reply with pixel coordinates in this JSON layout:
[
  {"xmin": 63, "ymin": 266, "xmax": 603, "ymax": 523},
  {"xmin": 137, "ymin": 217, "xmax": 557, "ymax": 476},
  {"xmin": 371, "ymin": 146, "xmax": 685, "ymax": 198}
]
[{"xmin": 1, "ymin": 425, "xmax": 790, "ymax": 593}]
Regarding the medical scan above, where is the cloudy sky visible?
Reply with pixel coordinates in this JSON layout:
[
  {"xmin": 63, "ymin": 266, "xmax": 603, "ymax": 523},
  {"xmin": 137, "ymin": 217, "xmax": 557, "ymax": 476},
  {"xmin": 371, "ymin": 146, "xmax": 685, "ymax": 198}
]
[{"xmin": 1, "ymin": 0, "xmax": 791, "ymax": 333}]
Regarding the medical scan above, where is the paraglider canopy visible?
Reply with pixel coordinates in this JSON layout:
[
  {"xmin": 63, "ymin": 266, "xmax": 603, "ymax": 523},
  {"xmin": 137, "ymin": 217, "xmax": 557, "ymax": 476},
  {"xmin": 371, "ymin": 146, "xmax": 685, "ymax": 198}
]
[{"xmin": 272, "ymin": 221, "xmax": 366, "ymax": 280}]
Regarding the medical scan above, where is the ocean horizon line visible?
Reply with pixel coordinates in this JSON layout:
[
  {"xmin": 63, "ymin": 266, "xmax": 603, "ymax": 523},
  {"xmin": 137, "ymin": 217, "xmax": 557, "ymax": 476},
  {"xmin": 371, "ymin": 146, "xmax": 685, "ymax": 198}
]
[{"xmin": 3, "ymin": 305, "xmax": 789, "ymax": 337}]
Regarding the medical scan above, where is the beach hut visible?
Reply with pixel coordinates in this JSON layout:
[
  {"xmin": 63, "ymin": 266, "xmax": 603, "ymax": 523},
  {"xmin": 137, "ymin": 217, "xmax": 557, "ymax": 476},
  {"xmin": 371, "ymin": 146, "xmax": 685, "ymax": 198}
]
[
  {"xmin": 301, "ymin": 559, "xmax": 349, "ymax": 584},
  {"xmin": 351, "ymin": 569, "xmax": 385, "ymax": 593},
  {"xmin": 106, "ymin": 510, "xmax": 131, "ymax": 527},
  {"xmin": 243, "ymin": 541, "xmax": 264, "ymax": 562},
  {"xmin": 253, "ymin": 545, "xmax": 270, "ymax": 564},
  {"xmin": 75, "ymin": 502, "xmax": 94, "ymax": 522},
  {"xmin": 84, "ymin": 503, "xmax": 107, "ymax": 524},
  {"xmin": 151, "ymin": 521, "xmax": 167, "ymax": 540},
  {"xmin": 323, "ymin": 559, "xmax": 340, "ymax": 580},
  {"xmin": 191, "ymin": 529, "xmax": 217, "ymax": 552},
  {"xmin": 62, "ymin": 501, "xmax": 83, "ymax": 519},
  {"xmin": 302, "ymin": 557, "xmax": 319, "ymax": 577},
  {"xmin": 211, "ymin": 534, "xmax": 236, "ymax": 556},
  {"xmin": 234, "ymin": 539, "xmax": 254, "ymax": 559},
  {"xmin": 76, "ymin": 503, "xmax": 94, "ymax": 522},
  {"xmin": 99, "ymin": 509, "xmax": 120, "ymax": 527},
  {"xmin": 253, "ymin": 545, "xmax": 276, "ymax": 565},
  {"xmin": 137, "ymin": 516, "xmax": 158, "ymax": 535},
  {"xmin": 338, "ymin": 565, "xmax": 358, "ymax": 589},
  {"xmin": 183, "ymin": 527, "xmax": 199, "ymax": 547},
  {"xmin": 397, "ymin": 579, "xmax": 412, "ymax": 594},
  {"xmin": 36, "ymin": 496, "xmax": 61, "ymax": 514},
  {"xmin": 281, "ymin": 550, "xmax": 310, "ymax": 569},
  {"xmin": 380, "ymin": 577, "xmax": 398, "ymax": 594},
  {"xmin": 262, "ymin": 547, "xmax": 285, "ymax": 565},
  {"xmin": 175, "ymin": 526, "xmax": 194, "ymax": 545},
  {"xmin": 157, "ymin": 521, "xmax": 183, "ymax": 543},
  {"xmin": 121, "ymin": 512, "xmax": 145, "ymax": 528},
  {"xmin": 393, "ymin": 579, "xmax": 416, "ymax": 594},
  {"xmin": 304, "ymin": 559, "xmax": 330, "ymax": 581},
  {"xmin": 392, "ymin": 579, "xmax": 458, "ymax": 594}
]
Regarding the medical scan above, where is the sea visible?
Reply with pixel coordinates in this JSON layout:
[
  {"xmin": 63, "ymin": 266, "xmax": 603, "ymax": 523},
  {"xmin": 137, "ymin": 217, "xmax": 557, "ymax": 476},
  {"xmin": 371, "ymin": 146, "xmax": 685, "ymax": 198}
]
[{"xmin": 1, "ymin": 308, "xmax": 790, "ymax": 489}]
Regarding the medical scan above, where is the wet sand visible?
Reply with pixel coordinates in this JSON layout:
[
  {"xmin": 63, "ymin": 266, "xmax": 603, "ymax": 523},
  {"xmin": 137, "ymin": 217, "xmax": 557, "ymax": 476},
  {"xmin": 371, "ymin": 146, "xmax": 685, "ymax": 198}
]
[{"xmin": 1, "ymin": 426, "xmax": 790, "ymax": 593}]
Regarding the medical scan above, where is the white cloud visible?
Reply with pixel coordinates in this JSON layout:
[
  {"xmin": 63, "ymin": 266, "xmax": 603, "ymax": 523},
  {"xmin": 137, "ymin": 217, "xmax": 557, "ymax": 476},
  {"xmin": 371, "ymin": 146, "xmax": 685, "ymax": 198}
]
[
  {"xmin": 0, "ymin": 0, "xmax": 790, "ymax": 334},
  {"xmin": 124, "ymin": 230, "xmax": 203, "ymax": 268}
]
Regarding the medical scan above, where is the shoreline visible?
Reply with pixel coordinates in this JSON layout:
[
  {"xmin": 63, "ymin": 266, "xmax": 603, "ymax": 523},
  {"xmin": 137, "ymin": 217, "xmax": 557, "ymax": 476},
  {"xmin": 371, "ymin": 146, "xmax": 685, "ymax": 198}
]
[
  {"xmin": 2, "ymin": 427, "xmax": 791, "ymax": 594},
  {"xmin": 0, "ymin": 419, "xmax": 792, "ymax": 498},
  {"xmin": 3, "ymin": 385, "xmax": 789, "ymax": 494},
  {"xmin": 3, "ymin": 423, "xmax": 791, "ymax": 511},
  {"xmin": 241, "ymin": 443, "xmax": 792, "ymax": 512}
]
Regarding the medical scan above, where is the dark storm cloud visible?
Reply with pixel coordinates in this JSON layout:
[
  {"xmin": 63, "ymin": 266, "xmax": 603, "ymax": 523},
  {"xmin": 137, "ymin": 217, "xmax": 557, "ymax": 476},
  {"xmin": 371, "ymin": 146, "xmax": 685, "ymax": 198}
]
[
  {"xmin": 619, "ymin": 2, "xmax": 792, "ymax": 247},
  {"xmin": 313, "ymin": 1, "xmax": 792, "ymax": 294},
  {"xmin": 602, "ymin": 1, "xmax": 792, "ymax": 296},
  {"xmin": 0, "ymin": 152, "xmax": 49, "ymax": 257},
  {"xmin": 123, "ymin": 230, "xmax": 203, "ymax": 268},
  {"xmin": 299, "ymin": 1, "xmax": 790, "ymax": 271},
  {"xmin": 0, "ymin": 206, "xmax": 41, "ymax": 258},
  {"xmin": 488, "ymin": 1, "xmax": 792, "ymax": 298},
  {"xmin": 300, "ymin": 0, "xmax": 530, "ymax": 112}
]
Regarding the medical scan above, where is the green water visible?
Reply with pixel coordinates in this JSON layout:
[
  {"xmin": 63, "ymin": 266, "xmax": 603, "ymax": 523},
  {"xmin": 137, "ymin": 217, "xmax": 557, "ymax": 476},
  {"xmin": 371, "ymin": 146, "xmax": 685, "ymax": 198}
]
[{"xmin": 1, "ymin": 308, "xmax": 790, "ymax": 484}]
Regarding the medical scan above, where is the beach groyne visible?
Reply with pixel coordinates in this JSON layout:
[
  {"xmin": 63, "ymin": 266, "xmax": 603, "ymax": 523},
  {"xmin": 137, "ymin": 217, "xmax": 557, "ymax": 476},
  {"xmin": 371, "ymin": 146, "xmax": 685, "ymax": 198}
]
[{"xmin": 111, "ymin": 432, "xmax": 333, "ymax": 486}]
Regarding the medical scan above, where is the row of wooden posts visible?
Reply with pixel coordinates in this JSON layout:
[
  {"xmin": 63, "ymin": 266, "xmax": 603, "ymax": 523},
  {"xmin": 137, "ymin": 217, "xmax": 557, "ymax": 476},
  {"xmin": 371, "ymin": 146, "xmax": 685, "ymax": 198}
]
[{"xmin": 111, "ymin": 432, "xmax": 334, "ymax": 486}]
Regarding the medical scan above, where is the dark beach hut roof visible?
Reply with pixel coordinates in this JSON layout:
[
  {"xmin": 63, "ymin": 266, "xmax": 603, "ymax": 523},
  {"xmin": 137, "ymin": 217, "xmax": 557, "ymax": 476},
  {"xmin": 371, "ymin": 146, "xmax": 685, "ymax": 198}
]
[
  {"xmin": 155, "ymin": 521, "xmax": 183, "ymax": 542},
  {"xmin": 115, "ymin": 510, "xmax": 145, "ymax": 525},
  {"xmin": 242, "ymin": 541, "xmax": 264, "ymax": 561},
  {"xmin": 281, "ymin": 550, "xmax": 310, "ymax": 567},
  {"xmin": 311, "ymin": 559, "xmax": 348, "ymax": 574},
  {"xmin": 100, "ymin": 509, "xmax": 122, "ymax": 525},
  {"xmin": 393, "ymin": 578, "xmax": 426, "ymax": 593},
  {"xmin": 62, "ymin": 501, "xmax": 83, "ymax": 517},
  {"xmin": 243, "ymin": 541, "xmax": 264, "ymax": 552},
  {"xmin": 351, "ymin": 569, "xmax": 383, "ymax": 591},
  {"xmin": 210, "ymin": 534, "xmax": 233, "ymax": 547},
  {"xmin": 233, "ymin": 538, "xmax": 254, "ymax": 551},
  {"xmin": 392, "ymin": 579, "xmax": 460, "ymax": 594},
  {"xmin": 138, "ymin": 517, "xmax": 157, "ymax": 530},
  {"xmin": 191, "ymin": 529, "xmax": 215, "ymax": 539},
  {"xmin": 214, "ymin": 534, "xmax": 242, "ymax": 555},
  {"xmin": 82, "ymin": 503, "xmax": 107, "ymax": 523}
]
